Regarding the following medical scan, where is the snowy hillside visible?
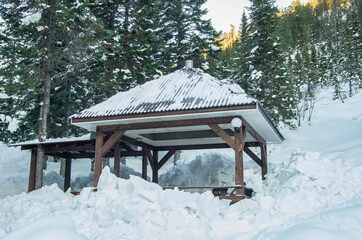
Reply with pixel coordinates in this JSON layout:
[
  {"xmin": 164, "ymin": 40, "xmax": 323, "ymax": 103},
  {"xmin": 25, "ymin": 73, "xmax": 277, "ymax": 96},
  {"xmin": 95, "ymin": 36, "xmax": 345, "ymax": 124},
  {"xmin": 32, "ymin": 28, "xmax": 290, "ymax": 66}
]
[{"xmin": 0, "ymin": 88, "xmax": 361, "ymax": 239}]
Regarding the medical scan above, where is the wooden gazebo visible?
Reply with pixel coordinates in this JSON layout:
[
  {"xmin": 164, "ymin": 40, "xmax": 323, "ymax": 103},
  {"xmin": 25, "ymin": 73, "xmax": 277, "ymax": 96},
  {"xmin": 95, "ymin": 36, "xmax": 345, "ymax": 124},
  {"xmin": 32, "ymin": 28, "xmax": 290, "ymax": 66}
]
[{"xmin": 16, "ymin": 67, "xmax": 284, "ymax": 202}]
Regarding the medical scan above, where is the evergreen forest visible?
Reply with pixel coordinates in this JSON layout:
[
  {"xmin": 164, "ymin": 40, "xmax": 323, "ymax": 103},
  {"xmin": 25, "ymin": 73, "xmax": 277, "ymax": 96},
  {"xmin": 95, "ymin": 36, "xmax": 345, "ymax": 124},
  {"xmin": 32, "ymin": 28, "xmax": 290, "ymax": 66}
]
[{"xmin": 0, "ymin": 0, "xmax": 361, "ymax": 144}]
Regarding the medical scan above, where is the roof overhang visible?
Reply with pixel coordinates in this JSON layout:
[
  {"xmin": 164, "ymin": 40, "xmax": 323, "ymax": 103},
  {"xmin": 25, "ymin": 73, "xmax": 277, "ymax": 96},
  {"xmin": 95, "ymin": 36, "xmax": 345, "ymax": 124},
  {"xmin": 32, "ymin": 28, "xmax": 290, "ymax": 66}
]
[{"xmin": 71, "ymin": 104, "xmax": 284, "ymax": 147}]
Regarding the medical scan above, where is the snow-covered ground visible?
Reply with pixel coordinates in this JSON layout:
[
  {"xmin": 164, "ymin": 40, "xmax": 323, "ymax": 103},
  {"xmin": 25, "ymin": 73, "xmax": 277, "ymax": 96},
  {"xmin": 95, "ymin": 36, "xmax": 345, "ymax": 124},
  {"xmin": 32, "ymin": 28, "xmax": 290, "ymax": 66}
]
[{"xmin": 0, "ymin": 87, "xmax": 361, "ymax": 239}]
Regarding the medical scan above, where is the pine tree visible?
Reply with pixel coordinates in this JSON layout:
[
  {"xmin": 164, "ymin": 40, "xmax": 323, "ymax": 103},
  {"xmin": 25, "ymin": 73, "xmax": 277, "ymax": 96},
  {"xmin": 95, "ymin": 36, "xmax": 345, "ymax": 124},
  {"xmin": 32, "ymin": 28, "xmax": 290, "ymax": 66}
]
[
  {"xmin": 233, "ymin": 11, "xmax": 252, "ymax": 91},
  {"xmin": 158, "ymin": 0, "xmax": 219, "ymax": 71},
  {"xmin": 245, "ymin": 0, "xmax": 295, "ymax": 124},
  {"xmin": 342, "ymin": 0, "xmax": 362, "ymax": 95},
  {"xmin": 0, "ymin": 0, "xmax": 101, "ymax": 187}
]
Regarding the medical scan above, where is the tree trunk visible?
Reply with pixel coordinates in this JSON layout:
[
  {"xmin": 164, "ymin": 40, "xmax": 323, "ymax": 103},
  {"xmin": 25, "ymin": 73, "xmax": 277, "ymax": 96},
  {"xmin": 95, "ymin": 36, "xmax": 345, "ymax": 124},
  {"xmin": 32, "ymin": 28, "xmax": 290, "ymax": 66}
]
[
  {"xmin": 35, "ymin": 0, "xmax": 55, "ymax": 189},
  {"xmin": 173, "ymin": 150, "xmax": 180, "ymax": 165}
]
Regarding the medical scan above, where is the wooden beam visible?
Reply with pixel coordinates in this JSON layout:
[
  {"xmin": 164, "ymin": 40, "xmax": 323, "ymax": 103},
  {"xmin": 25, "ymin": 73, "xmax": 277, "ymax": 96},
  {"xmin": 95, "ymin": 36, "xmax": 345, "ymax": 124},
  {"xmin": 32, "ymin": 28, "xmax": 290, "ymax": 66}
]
[
  {"xmin": 152, "ymin": 150, "xmax": 158, "ymax": 183},
  {"xmin": 157, "ymin": 150, "xmax": 176, "ymax": 171},
  {"xmin": 101, "ymin": 130, "xmax": 126, "ymax": 157},
  {"xmin": 244, "ymin": 146, "xmax": 263, "ymax": 168},
  {"xmin": 46, "ymin": 151, "xmax": 144, "ymax": 159},
  {"xmin": 154, "ymin": 142, "xmax": 260, "ymax": 151},
  {"xmin": 121, "ymin": 135, "xmax": 154, "ymax": 150},
  {"xmin": 43, "ymin": 142, "xmax": 95, "ymax": 153},
  {"xmin": 100, "ymin": 116, "xmax": 236, "ymax": 132},
  {"xmin": 121, "ymin": 142, "xmax": 133, "ymax": 152},
  {"xmin": 142, "ymin": 148, "xmax": 147, "ymax": 180},
  {"xmin": 114, "ymin": 142, "xmax": 120, "ymax": 177},
  {"xmin": 94, "ymin": 127, "xmax": 103, "ymax": 187},
  {"xmin": 208, "ymin": 124, "xmax": 235, "ymax": 150},
  {"xmin": 28, "ymin": 148, "xmax": 37, "ymax": 192},
  {"xmin": 234, "ymin": 126, "xmax": 246, "ymax": 195},
  {"xmin": 155, "ymin": 143, "xmax": 229, "ymax": 151},
  {"xmin": 261, "ymin": 143, "xmax": 268, "ymax": 180},
  {"xmin": 64, "ymin": 158, "xmax": 72, "ymax": 192}
]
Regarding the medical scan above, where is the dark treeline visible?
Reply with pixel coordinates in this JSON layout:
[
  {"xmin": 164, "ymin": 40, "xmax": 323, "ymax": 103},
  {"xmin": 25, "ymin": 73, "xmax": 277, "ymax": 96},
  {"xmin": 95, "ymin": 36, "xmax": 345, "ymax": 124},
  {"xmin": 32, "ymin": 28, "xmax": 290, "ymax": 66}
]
[
  {"xmin": 0, "ymin": 0, "xmax": 219, "ymax": 143},
  {"xmin": 0, "ymin": 0, "xmax": 361, "ymax": 144}
]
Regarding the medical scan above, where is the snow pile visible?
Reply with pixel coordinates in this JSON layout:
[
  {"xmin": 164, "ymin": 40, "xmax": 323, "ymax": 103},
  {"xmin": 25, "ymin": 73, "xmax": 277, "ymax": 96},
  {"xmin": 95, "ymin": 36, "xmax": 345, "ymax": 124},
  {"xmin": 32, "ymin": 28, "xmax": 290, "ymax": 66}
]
[
  {"xmin": 1, "ymin": 215, "xmax": 87, "ymax": 240},
  {"xmin": 71, "ymin": 163, "xmax": 147, "ymax": 192},
  {"xmin": 159, "ymin": 153, "xmax": 235, "ymax": 189},
  {"xmin": 0, "ymin": 168, "xmax": 245, "ymax": 239},
  {"xmin": 0, "ymin": 143, "xmax": 30, "ymax": 198}
]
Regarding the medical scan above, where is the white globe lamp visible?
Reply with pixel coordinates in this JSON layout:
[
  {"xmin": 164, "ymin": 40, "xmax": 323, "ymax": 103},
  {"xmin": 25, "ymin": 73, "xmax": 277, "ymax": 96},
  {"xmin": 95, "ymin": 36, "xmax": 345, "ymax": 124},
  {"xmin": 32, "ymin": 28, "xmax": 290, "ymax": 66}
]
[{"xmin": 231, "ymin": 117, "xmax": 242, "ymax": 132}]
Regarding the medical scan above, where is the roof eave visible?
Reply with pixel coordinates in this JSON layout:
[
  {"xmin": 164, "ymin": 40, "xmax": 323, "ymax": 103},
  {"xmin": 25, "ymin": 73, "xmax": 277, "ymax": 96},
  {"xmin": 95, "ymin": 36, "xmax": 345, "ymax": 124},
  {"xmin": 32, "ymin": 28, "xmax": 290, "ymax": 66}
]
[
  {"xmin": 71, "ymin": 104, "xmax": 257, "ymax": 125},
  {"xmin": 256, "ymin": 103, "xmax": 285, "ymax": 142}
]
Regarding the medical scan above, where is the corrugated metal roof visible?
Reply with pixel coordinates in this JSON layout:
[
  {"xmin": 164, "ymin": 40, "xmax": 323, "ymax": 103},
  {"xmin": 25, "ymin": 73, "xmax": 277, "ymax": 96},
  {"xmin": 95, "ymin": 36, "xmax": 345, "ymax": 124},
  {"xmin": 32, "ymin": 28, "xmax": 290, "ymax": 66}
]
[{"xmin": 72, "ymin": 68, "xmax": 256, "ymax": 119}]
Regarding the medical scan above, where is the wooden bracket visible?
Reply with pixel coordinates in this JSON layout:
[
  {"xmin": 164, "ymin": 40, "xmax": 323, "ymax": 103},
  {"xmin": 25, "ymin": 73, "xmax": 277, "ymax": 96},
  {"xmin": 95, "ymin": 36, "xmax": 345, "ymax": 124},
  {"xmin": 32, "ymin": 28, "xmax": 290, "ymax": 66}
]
[
  {"xmin": 146, "ymin": 148, "xmax": 156, "ymax": 171},
  {"xmin": 208, "ymin": 124, "xmax": 235, "ymax": 150},
  {"xmin": 244, "ymin": 146, "xmax": 263, "ymax": 168},
  {"xmin": 157, "ymin": 150, "xmax": 176, "ymax": 171},
  {"xmin": 101, "ymin": 130, "xmax": 126, "ymax": 157}
]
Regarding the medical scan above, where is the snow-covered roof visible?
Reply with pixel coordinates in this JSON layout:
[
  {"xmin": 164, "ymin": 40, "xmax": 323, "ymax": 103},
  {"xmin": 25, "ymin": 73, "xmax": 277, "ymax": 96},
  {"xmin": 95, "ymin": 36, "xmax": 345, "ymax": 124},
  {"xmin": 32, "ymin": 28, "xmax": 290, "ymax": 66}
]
[
  {"xmin": 11, "ymin": 134, "xmax": 92, "ymax": 147},
  {"xmin": 72, "ymin": 68, "xmax": 256, "ymax": 119},
  {"xmin": 71, "ymin": 68, "xmax": 283, "ymax": 144}
]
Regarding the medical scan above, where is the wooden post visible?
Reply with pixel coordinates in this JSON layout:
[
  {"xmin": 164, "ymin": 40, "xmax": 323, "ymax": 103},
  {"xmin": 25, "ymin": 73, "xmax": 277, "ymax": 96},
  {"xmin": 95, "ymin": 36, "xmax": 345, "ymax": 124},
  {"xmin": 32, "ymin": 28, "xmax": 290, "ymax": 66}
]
[
  {"xmin": 142, "ymin": 148, "xmax": 147, "ymax": 180},
  {"xmin": 234, "ymin": 126, "xmax": 246, "ymax": 195},
  {"xmin": 35, "ymin": 145, "xmax": 45, "ymax": 189},
  {"xmin": 114, "ymin": 141, "xmax": 120, "ymax": 177},
  {"xmin": 28, "ymin": 148, "xmax": 37, "ymax": 192},
  {"xmin": 261, "ymin": 143, "xmax": 268, "ymax": 180},
  {"xmin": 64, "ymin": 158, "xmax": 71, "ymax": 192},
  {"xmin": 94, "ymin": 127, "xmax": 104, "ymax": 187},
  {"xmin": 152, "ymin": 150, "xmax": 158, "ymax": 183}
]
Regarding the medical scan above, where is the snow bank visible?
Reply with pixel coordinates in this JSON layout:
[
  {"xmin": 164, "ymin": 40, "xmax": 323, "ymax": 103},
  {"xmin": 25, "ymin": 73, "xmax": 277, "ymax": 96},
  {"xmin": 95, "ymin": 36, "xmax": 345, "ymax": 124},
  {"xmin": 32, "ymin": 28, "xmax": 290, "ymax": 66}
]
[
  {"xmin": 253, "ymin": 202, "xmax": 362, "ymax": 240},
  {"xmin": 1, "ymin": 215, "xmax": 87, "ymax": 240},
  {"xmin": 0, "ymin": 168, "xmax": 242, "ymax": 239},
  {"xmin": 0, "ymin": 143, "xmax": 30, "ymax": 198}
]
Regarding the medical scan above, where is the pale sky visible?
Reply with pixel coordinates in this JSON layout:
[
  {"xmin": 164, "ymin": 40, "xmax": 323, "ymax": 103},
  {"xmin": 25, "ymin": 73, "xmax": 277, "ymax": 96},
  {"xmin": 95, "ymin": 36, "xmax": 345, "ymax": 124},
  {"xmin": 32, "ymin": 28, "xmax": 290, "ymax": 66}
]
[{"xmin": 204, "ymin": 0, "xmax": 305, "ymax": 33}]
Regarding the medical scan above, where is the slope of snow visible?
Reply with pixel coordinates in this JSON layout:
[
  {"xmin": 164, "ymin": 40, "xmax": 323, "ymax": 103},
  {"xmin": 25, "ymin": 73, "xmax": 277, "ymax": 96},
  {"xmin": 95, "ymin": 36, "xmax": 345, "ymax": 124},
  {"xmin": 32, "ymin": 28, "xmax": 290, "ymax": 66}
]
[{"xmin": 0, "ymin": 88, "xmax": 361, "ymax": 239}]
